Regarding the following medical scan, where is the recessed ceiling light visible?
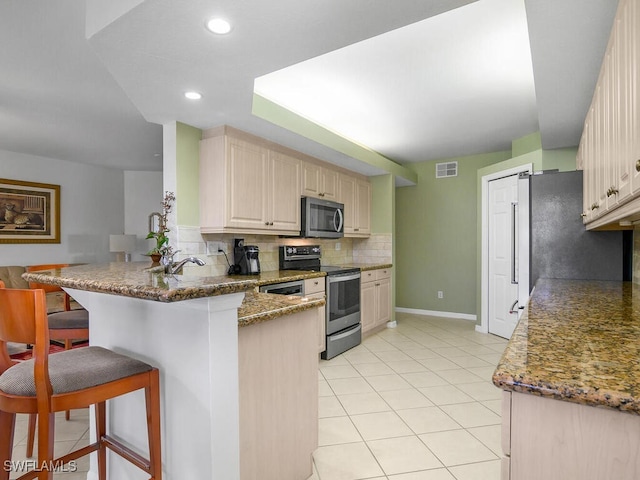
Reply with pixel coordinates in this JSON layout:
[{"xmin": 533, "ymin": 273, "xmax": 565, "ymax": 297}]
[
  {"xmin": 184, "ymin": 91, "xmax": 202, "ymax": 100},
  {"xmin": 206, "ymin": 17, "xmax": 232, "ymax": 35}
]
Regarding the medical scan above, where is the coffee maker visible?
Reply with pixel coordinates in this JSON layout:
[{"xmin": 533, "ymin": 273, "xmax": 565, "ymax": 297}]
[{"xmin": 233, "ymin": 238, "xmax": 260, "ymax": 275}]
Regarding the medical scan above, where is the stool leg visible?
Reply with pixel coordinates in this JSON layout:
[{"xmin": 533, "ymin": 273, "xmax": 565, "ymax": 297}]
[
  {"xmin": 146, "ymin": 369, "xmax": 162, "ymax": 480},
  {"xmin": 26, "ymin": 413, "xmax": 36, "ymax": 457},
  {"xmin": 0, "ymin": 411, "xmax": 16, "ymax": 480},
  {"xmin": 36, "ymin": 412, "xmax": 55, "ymax": 480},
  {"xmin": 95, "ymin": 402, "xmax": 107, "ymax": 480}
]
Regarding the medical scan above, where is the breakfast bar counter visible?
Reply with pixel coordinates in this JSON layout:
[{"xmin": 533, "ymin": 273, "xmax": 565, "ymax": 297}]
[
  {"xmin": 23, "ymin": 262, "xmax": 324, "ymax": 480},
  {"xmin": 492, "ymin": 278, "xmax": 640, "ymax": 480}
]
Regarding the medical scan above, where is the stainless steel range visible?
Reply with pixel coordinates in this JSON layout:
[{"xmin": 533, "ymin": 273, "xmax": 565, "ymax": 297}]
[{"xmin": 279, "ymin": 245, "xmax": 361, "ymax": 359}]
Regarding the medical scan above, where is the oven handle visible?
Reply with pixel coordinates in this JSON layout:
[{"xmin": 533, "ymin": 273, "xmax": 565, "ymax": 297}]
[
  {"xmin": 329, "ymin": 323, "xmax": 361, "ymax": 341},
  {"xmin": 327, "ymin": 273, "xmax": 361, "ymax": 284}
]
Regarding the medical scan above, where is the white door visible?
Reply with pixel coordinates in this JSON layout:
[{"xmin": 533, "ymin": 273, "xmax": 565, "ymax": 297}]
[{"xmin": 488, "ymin": 174, "xmax": 520, "ymax": 338}]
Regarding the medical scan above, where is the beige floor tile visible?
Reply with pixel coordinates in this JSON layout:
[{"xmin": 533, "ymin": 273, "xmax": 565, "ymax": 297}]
[
  {"xmin": 319, "ymin": 395, "xmax": 347, "ymax": 418},
  {"xmin": 474, "ymin": 352, "xmax": 503, "ymax": 364},
  {"xmin": 319, "ymin": 378, "xmax": 335, "ymax": 396},
  {"xmin": 440, "ymin": 402, "xmax": 501, "ymax": 428},
  {"xmin": 417, "ymin": 385, "xmax": 475, "ymax": 406},
  {"xmin": 419, "ymin": 429, "xmax": 498, "ymax": 467},
  {"xmin": 389, "ymin": 470, "xmax": 456, "ymax": 480},
  {"xmin": 318, "ymin": 416, "xmax": 362, "ymax": 446},
  {"xmin": 418, "ymin": 357, "xmax": 460, "ymax": 371},
  {"xmin": 448, "ymin": 459, "xmax": 501, "ymax": 480},
  {"xmin": 434, "ymin": 368, "xmax": 487, "ymax": 385},
  {"xmin": 430, "ymin": 347, "xmax": 469, "ymax": 358},
  {"xmin": 374, "ymin": 350, "xmax": 413, "ymax": 362},
  {"xmin": 481, "ymin": 399, "xmax": 502, "ymax": 415},
  {"xmin": 342, "ymin": 350, "xmax": 381, "ymax": 365},
  {"xmin": 314, "ymin": 442, "xmax": 385, "ymax": 480},
  {"xmin": 351, "ymin": 411, "xmax": 414, "ymax": 440},
  {"xmin": 396, "ymin": 407, "xmax": 461, "ymax": 434},
  {"xmin": 403, "ymin": 348, "xmax": 441, "ymax": 360},
  {"xmin": 449, "ymin": 355, "xmax": 492, "ymax": 369},
  {"xmin": 320, "ymin": 364, "xmax": 361, "ymax": 379},
  {"xmin": 466, "ymin": 365, "xmax": 497, "ymax": 380},
  {"xmin": 378, "ymin": 389, "xmax": 434, "ymax": 410},
  {"xmin": 401, "ymin": 371, "xmax": 449, "ymax": 388},
  {"xmin": 367, "ymin": 435, "xmax": 443, "ymax": 475},
  {"xmin": 467, "ymin": 424, "xmax": 502, "ymax": 456},
  {"xmin": 352, "ymin": 361, "xmax": 396, "ymax": 377},
  {"xmin": 327, "ymin": 377, "xmax": 375, "ymax": 395},
  {"xmin": 458, "ymin": 345, "xmax": 498, "ymax": 356},
  {"xmin": 456, "ymin": 382, "xmax": 503, "ymax": 401},
  {"xmin": 365, "ymin": 373, "xmax": 413, "ymax": 392},
  {"xmin": 337, "ymin": 392, "xmax": 392, "ymax": 415},
  {"xmin": 386, "ymin": 359, "xmax": 429, "ymax": 373}
]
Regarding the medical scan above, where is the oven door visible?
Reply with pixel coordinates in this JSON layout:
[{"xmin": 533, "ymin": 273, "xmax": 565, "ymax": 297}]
[
  {"xmin": 259, "ymin": 280, "xmax": 304, "ymax": 296},
  {"xmin": 326, "ymin": 272, "xmax": 360, "ymax": 335}
]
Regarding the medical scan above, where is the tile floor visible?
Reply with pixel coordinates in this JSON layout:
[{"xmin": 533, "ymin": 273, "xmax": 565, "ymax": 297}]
[
  {"xmin": 8, "ymin": 311, "xmax": 508, "ymax": 480},
  {"xmin": 309, "ymin": 312, "xmax": 508, "ymax": 480}
]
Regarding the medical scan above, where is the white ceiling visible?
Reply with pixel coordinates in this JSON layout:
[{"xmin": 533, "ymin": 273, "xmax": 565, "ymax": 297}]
[{"xmin": 0, "ymin": 0, "xmax": 619, "ymax": 178}]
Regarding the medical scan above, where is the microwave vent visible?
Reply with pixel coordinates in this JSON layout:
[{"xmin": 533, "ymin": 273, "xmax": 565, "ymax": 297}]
[{"xmin": 436, "ymin": 161, "xmax": 458, "ymax": 178}]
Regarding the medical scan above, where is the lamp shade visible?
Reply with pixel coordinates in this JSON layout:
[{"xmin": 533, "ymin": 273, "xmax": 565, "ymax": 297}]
[{"xmin": 109, "ymin": 234, "xmax": 136, "ymax": 253}]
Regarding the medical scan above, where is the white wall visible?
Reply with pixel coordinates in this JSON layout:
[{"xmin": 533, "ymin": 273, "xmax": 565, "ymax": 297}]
[
  {"xmin": 0, "ymin": 149, "xmax": 124, "ymax": 266},
  {"xmin": 124, "ymin": 170, "xmax": 163, "ymax": 261}
]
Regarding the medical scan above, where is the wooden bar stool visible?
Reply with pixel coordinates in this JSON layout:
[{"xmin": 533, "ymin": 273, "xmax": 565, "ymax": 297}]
[{"xmin": 0, "ymin": 287, "xmax": 162, "ymax": 480}]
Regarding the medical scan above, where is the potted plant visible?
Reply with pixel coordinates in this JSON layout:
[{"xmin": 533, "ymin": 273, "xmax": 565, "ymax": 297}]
[{"xmin": 146, "ymin": 191, "xmax": 175, "ymax": 264}]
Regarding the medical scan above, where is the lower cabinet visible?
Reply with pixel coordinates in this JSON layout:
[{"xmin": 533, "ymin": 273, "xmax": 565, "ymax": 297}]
[
  {"xmin": 500, "ymin": 390, "xmax": 640, "ymax": 480},
  {"xmin": 360, "ymin": 268, "xmax": 392, "ymax": 335},
  {"xmin": 304, "ymin": 277, "xmax": 326, "ymax": 353}
]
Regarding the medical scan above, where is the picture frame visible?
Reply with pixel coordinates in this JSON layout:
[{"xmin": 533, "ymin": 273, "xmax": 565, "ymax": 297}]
[{"xmin": 0, "ymin": 178, "xmax": 60, "ymax": 243}]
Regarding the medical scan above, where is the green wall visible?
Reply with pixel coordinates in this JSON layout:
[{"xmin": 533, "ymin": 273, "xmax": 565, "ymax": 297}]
[
  {"xmin": 175, "ymin": 122, "xmax": 203, "ymax": 226},
  {"xmin": 395, "ymin": 150, "xmax": 511, "ymax": 315}
]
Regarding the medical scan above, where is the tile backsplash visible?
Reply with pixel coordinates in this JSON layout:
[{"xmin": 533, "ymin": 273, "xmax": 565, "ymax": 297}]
[{"xmin": 176, "ymin": 226, "xmax": 392, "ymax": 276}]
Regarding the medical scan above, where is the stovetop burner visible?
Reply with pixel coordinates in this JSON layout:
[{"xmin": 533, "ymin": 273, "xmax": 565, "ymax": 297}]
[{"xmin": 279, "ymin": 246, "xmax": 360, "ymax": 276}]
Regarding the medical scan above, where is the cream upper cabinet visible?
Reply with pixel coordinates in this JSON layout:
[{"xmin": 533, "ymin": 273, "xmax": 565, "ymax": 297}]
[
  {"xmin": 338, "ymin": 173, "xmax": 371, "ymax": 237},
  {"xmin": 580, "ymin": 0, "xmax": 640, "ymax": 229},
  {"xmin": 200, "ymin": 133, "xmax": 300, "ymax": 235},
  {"xmin": 301, "ymin": 161, "xmax": 338, "ymax": 200}
]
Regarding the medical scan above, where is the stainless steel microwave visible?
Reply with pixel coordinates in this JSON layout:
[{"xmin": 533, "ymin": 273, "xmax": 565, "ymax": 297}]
[{"xmin": 300, "ymin": 197, "xmax": 344, "ymax": 238}]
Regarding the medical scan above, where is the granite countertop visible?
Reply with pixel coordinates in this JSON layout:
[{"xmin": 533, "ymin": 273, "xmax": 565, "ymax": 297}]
[
  {"xmin": 493, "ymin": 278, "xmax": 640, "ymax": 414},
  {"xmin": 238, "ymin": 291, "xmax": 325, "ymax": 327},
  {"xmin": 22, "ymin": 262, "xmax": 258, "ymax": 302},
  {"xmin": 342, "ymin": 263, "xmax": 393, "ymax": 271}
]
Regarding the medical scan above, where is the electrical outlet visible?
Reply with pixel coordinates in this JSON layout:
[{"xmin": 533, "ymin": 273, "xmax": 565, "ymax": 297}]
[
  {"xmin": 437, "ymin": 291, "xmax": 444, "ymax": 299},
  {"xmin": 207, "ymin": 241, "xmax": 225, "ymax": 255},
  {"xmin": 335, "ymin": 242, "xmax": 341, "ymax": 251}
]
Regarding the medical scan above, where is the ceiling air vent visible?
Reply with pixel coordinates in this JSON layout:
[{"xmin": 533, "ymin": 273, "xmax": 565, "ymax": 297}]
[{"xmin": 436, "ymin": 161, "xmax": 458, "ymax": 178}]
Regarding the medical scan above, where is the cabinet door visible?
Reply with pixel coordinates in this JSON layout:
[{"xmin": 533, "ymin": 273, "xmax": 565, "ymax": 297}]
[
  {"xmin": 631, "ymin": 0, "xmax": 640, "ymax": 195},
  {"xmin": 355, "ymin": 180, "xmax": 371, "ymax": 235},
  {"xmin": 306, "ymin": 291, "xmax": 326, "ymax": 353},
  {"xmin": 301, "ymin": 161, "xmax": 322, "ymax": 198},
  {"xmin": 360, "ymin": 281, "xmax": 376, "ymax": 334},
  {"xmin": 338, "ymin": 174, "xmax": 356, "ymax": 234},
  {"xmin": 269, "ymin": 151, "xmax": 301, "ymax": 232},
  {"xmin": 226, "ymin": 138, "xmax": 268, "ymax": 229},
  {"xmin": 375, "ymin": 277, "xmax": 392, "ymax": 327},
  {"xmin": 321, "ymin": 168, "xmax": 339, "ymax": 200}
]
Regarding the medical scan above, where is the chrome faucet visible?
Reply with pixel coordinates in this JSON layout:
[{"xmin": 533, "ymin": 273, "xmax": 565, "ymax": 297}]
[{"xmin": 164, "ymin": 255, "xmax": 206, "ymax": 274}]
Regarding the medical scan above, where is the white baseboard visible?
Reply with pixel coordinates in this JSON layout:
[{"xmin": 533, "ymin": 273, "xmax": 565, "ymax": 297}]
[{"xmin": 395, "ymin": 307, "xmax": 477, "ymax": 322}]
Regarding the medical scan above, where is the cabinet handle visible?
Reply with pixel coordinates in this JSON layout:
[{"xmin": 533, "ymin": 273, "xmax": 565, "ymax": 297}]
[
  {"xmin": 269, "ymin": 222, "xmax": 274, "ymax": 225},
  {"xmin": 606, "ymin": 187, "xmax": 619, "ymax": 197},
  {"xmin": 375, "ymin": 283, "xmax": 380, "ymax": 286},
  {"xmin": 314, "ymin": 281, "xmax": 318, "ymax": 285},
  {"xmin": 354, "ymin": 228, "xmax": 359, "ymax": 231},
  {"xmin": 265, "ymin": 222, "xmax": 269, "ymax": 225},
  {"xmin": 591, "ymin": 203, "xmax": 599, "ymax": 211},
  {"xmin": 319, "ymin": 192, "xmax": 325, "ymax": 197},
  {"xmin": 636, "ymin": 160, "xmax": 640, "ymax": 172},
  {"xmin": 580, "ymin": 212, "xmax": 587, "ymax": 218}
]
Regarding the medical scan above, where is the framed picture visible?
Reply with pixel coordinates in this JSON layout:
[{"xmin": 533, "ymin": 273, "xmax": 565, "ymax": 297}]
[{"xmin": 0, "ymin": 178, "xmax": 60, "ymax": 243}]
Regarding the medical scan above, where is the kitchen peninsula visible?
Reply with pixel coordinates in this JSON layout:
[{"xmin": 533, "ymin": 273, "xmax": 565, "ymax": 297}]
[
  {"xmin": 493, "ymin": 279, "xmax": 640, "ymax": 480},
  {"xmin": 23, "ymin": 262, "xmax": 325, "ymax": 480}
]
